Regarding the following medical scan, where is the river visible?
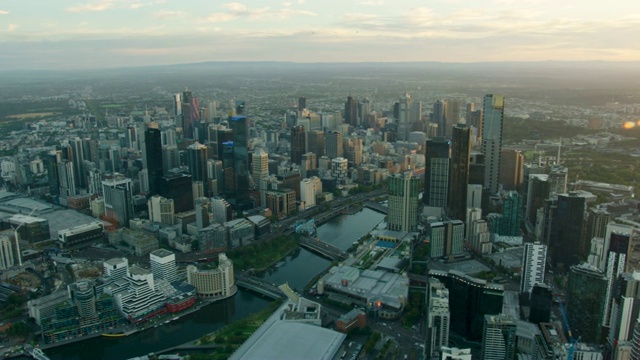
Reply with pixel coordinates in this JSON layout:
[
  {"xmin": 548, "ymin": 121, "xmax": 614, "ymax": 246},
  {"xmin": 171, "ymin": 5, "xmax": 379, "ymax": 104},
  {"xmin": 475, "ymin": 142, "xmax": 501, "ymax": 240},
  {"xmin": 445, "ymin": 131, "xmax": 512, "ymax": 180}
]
[{"xmin": 47, "ymin": 208, "xmax": 385, "ymax": 360}]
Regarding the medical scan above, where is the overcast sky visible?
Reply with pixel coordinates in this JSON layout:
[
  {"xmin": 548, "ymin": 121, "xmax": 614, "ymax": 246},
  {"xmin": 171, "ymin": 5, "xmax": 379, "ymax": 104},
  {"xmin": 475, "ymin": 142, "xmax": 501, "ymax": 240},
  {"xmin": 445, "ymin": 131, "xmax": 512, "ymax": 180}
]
[{"xmin": 1, "ymin": 0, "xmax": 639, "ymax": 70}]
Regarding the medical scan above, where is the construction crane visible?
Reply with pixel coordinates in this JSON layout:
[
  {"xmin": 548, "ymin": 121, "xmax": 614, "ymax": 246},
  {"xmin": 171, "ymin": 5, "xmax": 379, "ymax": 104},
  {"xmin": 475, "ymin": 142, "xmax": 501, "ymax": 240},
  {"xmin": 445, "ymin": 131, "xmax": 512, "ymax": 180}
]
[{"xmin": 558, "ymin": 300, "xmax": 580, "ymax": 360}]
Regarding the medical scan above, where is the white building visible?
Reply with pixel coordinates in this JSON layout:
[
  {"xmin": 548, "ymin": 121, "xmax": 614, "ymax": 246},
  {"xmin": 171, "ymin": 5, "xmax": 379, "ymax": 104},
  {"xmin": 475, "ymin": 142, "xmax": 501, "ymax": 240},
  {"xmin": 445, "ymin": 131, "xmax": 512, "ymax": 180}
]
[
  {"xmin": 186, "ymin": 253, "xmax": 235, "ymax": 298},
  {"xmin": 426, "ymin": 279, "xmax": 450, "ymax": 359},
  {"xmin": 440, "ymin": 347, "xmax": 471, "ymax": 360},
  {"xmin": 520, "ymin": 242, "xmax": 547, "ymax": 295},
  {"xmin": 103, "ymin": 257, "xmax": 129, "ymax": 281},
  {"xmin": 331, "ymin": 157, "xmax": 348, "ymax": 181},
  {"xmin": 150, "ymin": 249, "xmax": 178, "ymax": 284},
  {"xmin": 0, "ymin": 232, "xmax": 14, "ymax": 270},
  {"xmin": 148, "ymin": 195, "xmax": 175, "ymax": 226},
  {"xmin": 300, "ymin": 178, "xmax": 317, "ymax": 209}
]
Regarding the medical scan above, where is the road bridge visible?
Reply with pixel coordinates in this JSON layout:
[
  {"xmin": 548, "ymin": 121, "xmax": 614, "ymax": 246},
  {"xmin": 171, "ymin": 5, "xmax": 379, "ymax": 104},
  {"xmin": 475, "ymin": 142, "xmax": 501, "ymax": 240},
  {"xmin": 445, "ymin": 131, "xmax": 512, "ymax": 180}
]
[
  {"xmin": 235, "ymin": 274, "xmax": 285, "ymax": 300},
  {"xmin": 299, "ymin": 237, "xmax": 348, "ymax": 261},
  {"xmin": 363, "ymin": 201, "xmax": 388, "ymax": 214}
]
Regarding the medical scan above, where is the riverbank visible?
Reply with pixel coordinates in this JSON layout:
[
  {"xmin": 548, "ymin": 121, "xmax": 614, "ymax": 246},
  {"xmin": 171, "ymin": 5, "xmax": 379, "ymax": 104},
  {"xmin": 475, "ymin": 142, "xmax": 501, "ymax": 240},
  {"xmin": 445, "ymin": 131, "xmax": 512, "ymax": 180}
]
[{"xmin": 228, "ymin": 234, "xmax": 300, "ymax": 273}]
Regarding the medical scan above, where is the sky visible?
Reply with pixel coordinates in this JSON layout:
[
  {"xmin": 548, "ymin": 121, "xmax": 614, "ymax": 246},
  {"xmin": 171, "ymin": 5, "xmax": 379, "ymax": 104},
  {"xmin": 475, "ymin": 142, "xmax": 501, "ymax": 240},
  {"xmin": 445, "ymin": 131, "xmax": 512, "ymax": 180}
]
[{"xmin": 0, "ymin": 0, "xmax": 639, "ymax": 70}]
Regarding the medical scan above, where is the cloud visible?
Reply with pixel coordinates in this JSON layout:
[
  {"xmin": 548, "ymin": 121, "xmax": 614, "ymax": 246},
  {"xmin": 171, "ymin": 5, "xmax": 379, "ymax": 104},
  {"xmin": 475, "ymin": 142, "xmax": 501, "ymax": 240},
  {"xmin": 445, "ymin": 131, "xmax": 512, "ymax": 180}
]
[
  {"xmin": 0, "ymin": 10, "xmax": 9, "ymax": 15},
  {"xmin": 359, "ymin": 1, "xmax": 383, "ymax": 5},
  {"xmin": 8, "ymin": 24, "xmax": 17, "ymax": 32},
  {"xmin": 153, "ymin": 10, "xmax": 186, "ymax": 19},
  {"xmin": 66, "ymin": 0, "xmax": 162, "ymax": 13},
  {"xmin": 205, "ymin": 2, "xmax": 316, "ymax": 23}
]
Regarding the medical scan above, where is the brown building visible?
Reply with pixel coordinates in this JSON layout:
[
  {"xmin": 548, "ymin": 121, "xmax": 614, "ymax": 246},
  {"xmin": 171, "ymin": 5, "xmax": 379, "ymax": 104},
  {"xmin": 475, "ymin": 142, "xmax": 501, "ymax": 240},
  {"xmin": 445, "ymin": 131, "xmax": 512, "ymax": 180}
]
[
  {"xmin": 335, "ymin": 309, "xmax": 366, "ymax": 333},
  {"xmin": 499, "ymin": 149, "xmax": 524, "ymax": 191}
]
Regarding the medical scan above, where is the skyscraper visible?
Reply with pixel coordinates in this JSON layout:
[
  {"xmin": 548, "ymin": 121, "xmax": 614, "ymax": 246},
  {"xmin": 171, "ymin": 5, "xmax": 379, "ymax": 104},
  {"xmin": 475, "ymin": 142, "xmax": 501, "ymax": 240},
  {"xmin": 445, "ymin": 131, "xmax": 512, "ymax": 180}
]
[
  {"xmin": 181, "ymin": 90, "xmax": 196, "ymax": 139},
  {"xmin": 187, "ymin": 142, "xmax": 208, "ymax": 194},
  {"xmin": 344, "ymin": 96, "xmax": 358, "ymax": 127},
  {"xmin": 344, "ymin": 137, "xmax": 363, "ymax": 167},
  {"xmin": 145, "ymin": 128, "xmax": 163, "ymax": 196},
  {"xmin": 397, "ymin": 93, "xmax": 411, "ymax": 141},
  {"xmin": 229, "ymin": 116, "xmax": 250, "ymax": 207},
  {"xmin": 102, "ymin": 175, "xmax": 134, "ymax": 228},
  {"xmin": 46, "ymin": 150, "xmax": 61, "ymax": 196},
  {"xmin": 147, "ymin": 195, "xmax": 175, "ymax": 226},
  {"xmin": 424, "ymin": 137, "xmax": 450, "ymax": 208},
  {"xmin": 290, "ymin": 125, "xmax": 306, "ymax": 165},
  {"xmin": 498, "ymin": 149, "xmax": 524, "ymax": 191},
  {"xmin": 481, "ymin": 94, "xmax": 505, "ymax": 195},
  {"xmin": 444, "ymin": 99, "xmax": 460, "ymax": 138},
  {"xmin": 325, "ymin": 131, "xmax": 343, "ymax": 160},
  {"xmin": 549, "ymin": 191, "xmax": 588, "ymax": 269},
  {"xmin": 298, "ymin": 96, "xmax": 306, "ymax": 112},
  {"xmin": 149, "ymin": 249, "xmax": 178, "ymax": 284},
  {"xmin": 432, "ymin": 100, "xmax": 447, "ymax": 138},
  {"xmin": 481, "ymin": 315, "xmax": 516, "ymax": 360},
  {"xmin": 426, "ymin": 278, "xmax": 450, "ymax": 359},
  {"xmin": 387, "ymin": 172, "xmax": 421, "ymax": 232},
  {"xmin": 520, "ymin": 242, "xmax": 547, "ymax": 295},
  {"xmin": 305, "ymin": 130, "xmax": 324, "ymax": 163},
  {"xmin": 566, "ymin": 263, "xmax": 608, "ymax": 343},
  {"xmin": 252, "ymin": 149, "xmax": 269, "ymax": 190},
  {"xmin": 448, "ymin": 124, "xmax": 471, "ymax": 221}
]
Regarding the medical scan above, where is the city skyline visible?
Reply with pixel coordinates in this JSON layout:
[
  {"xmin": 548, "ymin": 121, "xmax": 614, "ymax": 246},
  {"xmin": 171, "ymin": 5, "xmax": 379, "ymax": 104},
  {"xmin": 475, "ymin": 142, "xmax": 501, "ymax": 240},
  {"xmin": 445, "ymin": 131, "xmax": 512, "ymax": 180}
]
[{"xmin": 1, "ymin": 0, "xmax": 640, "ymax": 70}]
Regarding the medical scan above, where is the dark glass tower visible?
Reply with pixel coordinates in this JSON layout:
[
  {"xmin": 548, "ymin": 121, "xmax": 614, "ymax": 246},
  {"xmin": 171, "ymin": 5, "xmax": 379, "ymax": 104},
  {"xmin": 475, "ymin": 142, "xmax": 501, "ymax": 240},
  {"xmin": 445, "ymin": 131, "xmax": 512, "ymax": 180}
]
[
  {"xmin": 424, "ymin": 137, "xmax": 450, "ymax": 207},
  {"xmin": 344, "ymin": 96, "xmax": 358, "ymax": 127},
  {"xmin": 448, "ymin": 124, "xmax": 471, "ymax": 221},
  {"xmin": 550, "ymin": 192, "xmax": 587, "ymax": 269},
  {"xmin": 145, "ymin": 128, "xmax": 163, "ymax": 196},
  {"xmin": 290, "ymin": 125, "xmax": 306, "ymax": 165},
  {"xmin": 187, "ymin": 142, "xmax": 208, "ymax": 195},
  {"xmin": 229, "ymin": 116, "xmax": 250, "ymax": 208}
]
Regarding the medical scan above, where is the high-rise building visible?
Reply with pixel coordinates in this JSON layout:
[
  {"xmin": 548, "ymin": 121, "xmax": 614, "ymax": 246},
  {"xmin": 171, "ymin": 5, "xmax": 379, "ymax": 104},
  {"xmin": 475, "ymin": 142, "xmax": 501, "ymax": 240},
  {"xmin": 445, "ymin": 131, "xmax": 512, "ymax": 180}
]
[
  {"xmin": 173, "ymin": 93, "xmax": 182, "ymax": 119},
  {"xmin": 300, "ymin": 152, "xmax": 317, "ymax": 179},
  {"xmin": 609, "ymin": 272, "xmax": 640, "ymax": 344},
  {"xmin": 566, "ymin": 263, "xmax": 608, "ymax": 343},
  {"xmin": 102, "ymin": 175, "xmax": 134, "ymax": 228},
  {"xmin": 432, "ymin": 100, "xmax": 447, "ymax": 138},
  {"xmin": 426, "ymin": 278, "xmax": 450, "ymax": 359},
  {"xmin": 586, "ymin": 207, "xmax": 611, "ymax": 245},
  {"xmin": 298, "ymin": 96, "xmax": 306, "ymax": 112},
  {"xmin": 229, "ymin": 116, "xmax": 250, "ymax": 207},
  {"xmin": 481, "ymin": 315, "xmax": 516, "ymax": 360},
  {"xmin": 0, "ymin": 233, "xmax": 15, "ymax": 270},
  {"xmin": 344, "ymin": 96, "xmax": 358, "ymax": 127},
  {"xmin": 499, "ymin": 149, "xmax": 524, "ymax": 191},
  {"xmin": 145, "ymin": 128, "xmax": 163, "ymax": 195},
  {"xmin": 548, "ymin": 166, "xmax": 568, "ymax": 198},
  {"xmin": 549, "ymin": 191, "xmax": 588, "ymax": 269},
  {"xmin": 448, "ymin": 124, "xmax": 471, "ymax": 221},
  {"xmin": 429, "ymin": 270, "xmax": 504, "ymax": 340},
  {"xmin": 428, "ymin": 220, "xmax": 464, "ymax": 259},
  {"xmin": 252, "ymin": 149, "xmax": 269, "ymax": 190},
  {"xmin": 397, "ymin": 93, "xmax": 412, "ymax": 141},
  {"xmin": 305, "ymin": 130, "xmax": 324, "ymax": 162},
  {"xmin": 602, "ymin": 223, "xmax": 634, "ymax": 329},
  {"xmin": 344, "ymin": 137, "xmax": 363, "ymax": 167},
  {"xmin": 159, "ymin": 171, "xmax": 194, "ymax": 213},
  {"xmin": 57, "ymin": 160, "xmax": 76, "ymax": 199},
  {"xmin": 103, "ymin": 257, "xmax": 129, "ymax": 281},
  {"xmin": 444, "ymin": 100, "xmax": 460, "ymax": 139},
  {"xmin": 46, "ymin": 150, "xmax": 61, "ymax": 196},
  {"xmin": 525, "ymin": 174, "xmax": 549, "ymax": 229},
  {"xmin": 162, "ymin": 145, "xmax": 180, "ymax": 174},
  {"xmin": 424, "ymin": 137, "xmax": 450, "ymax": 208},
  {"xmin": 325, "ymin": 131, "xmax": 344, "ymax": 160},
  {"xmin": 149, "ymin": 249, "xmax": 178, "ymax": 284},
  {"xmin": 147, "ymin": 195, "xmax": 175, "ymax": 226},
  {"xmin": 481, "ymin": 94, "xmax": 505, "ymax": 195},
  {"xmin": 500, "ymin": 192, "xmax": 522, "ymax": 236},
  {"xmin": 529, "ymin": 284, "xmax": 552, "ymax": 323},
  {"xmin": 187, "ymin": 142, "xmax": 208, "ymax": 194},
  {"xmin": 300, "ymin": 178, "xmax": 317, "ymax": 209},
  {"xmin": 520, "ymin": 242, "xmax": 547, "ymax": 295},
  {"xmin": 212, "ymin": 197, "xmax": 232, "ymax": 224},
  {"xmin": 69, "ymin": 138, "xmax": 86, "ymax": 189},
  {"xmin": 387, "ymin": 172, "xmax": 421, "ymax": 232},
  {"xmin": 290, "ymin": 125, "xmax": 306, "ymax": 165}
]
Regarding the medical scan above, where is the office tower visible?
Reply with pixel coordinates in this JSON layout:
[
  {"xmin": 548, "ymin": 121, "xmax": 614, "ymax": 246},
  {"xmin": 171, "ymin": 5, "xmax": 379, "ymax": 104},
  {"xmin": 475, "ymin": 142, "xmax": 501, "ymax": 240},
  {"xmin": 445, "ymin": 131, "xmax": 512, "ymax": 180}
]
[
  {"xmin": 426, "ymin": 278, "xmax": 450, "ymax": 359},
  {"xmin": 212, "ymin": 197, "xmax": 232, "ymax": 224},
  {"xmin": 159, "ymin": 171, "xmax": 194, "ymax": 213},
  {"xmin": 529, "ymin": 284, "xmax": 552, "ymax": 323},
  {"xmin": 566, "ymin": 263, "xmax": 608, "ymax": 343},
  {"xmin": 145, "ymin": 128, "xmax": 163, "ymax": 195},
  {"xmin": 525, "ymin": 174, "xmax": 549, "ymax": 229},
  {"xmin": 68, "ymin": 281, "xmax": 97, "ymax": 318},
  {"xmin": 444, "ymin": 100, "xmax": 460, "ymax": 138},
  {"xmin": 235, "ymin": 99, "xmax": 245, "ymax": 115},
  {"xmin": 103, "ymin": 257, "xmax": 129, "ymax": 281},
  {"xmin": 173, "ymin": 93, "xmax": 182, "ymax": 118},
  {"xmin": 602, "ymin": 224, "xmax": 634, "ymax": 329},
  {"xmin": 428, "ymin": 220, "xmax": 464, "ymax": 259},
  {"xmin": 46, "ymin": 150, "xmax": 61, "ymax": 196},
  {"xmin": 359, "ymin": 98, "xmax": 371, "ymax": 126},
  {"xmin": 548, "ymin": 166, "xmax": 568, "ymax": 198},
  {"xmin": 102, "ymin": 176, "xmax": 134, "ymax": 228},
  {"xmin": 187, "ymin": 142, "xmax": 208, "ymax": 194},
  {"xmin": 481, "ymin": 315, "xmax": 516, "ymax": 360},
  {"xmin": 430, "ymin": 270, "xmax": 504, "ymax": 340},
  {"xmin": 549, "ymin": 191, "xmax": 588, "ymax": 269},
  {"xmin": 609, "ymin": 272, "xmax": 640, "ymax": 344},
  {"xmin": 57, "ymin": 160, "xmax": 76, "ymax": 199},
  {"xmin": 520, "ymin": 242, "xmax": 547, "ymax": 295},
  {"xmin": 300, "ymin": 152, "xmax": 317, "ymax": 179},
  {"xmin": 181, "ymin": 90, "xmax": 200, "ymax": 139},
  {"xmin": 161, "ymin": 145, "xmax": 180, "ymax": 174},
  {"xmin": 207, "ymin": 125, "xmax": 234, "ymax": 161},
  {"xmin": 0, "ymin": 233, "xmax": 14, "ymax": 270},
  {"xmin": 161, "ymin": 129, "xmax": 177, "ymax": 147},
  {"xmin": 331, "ymin": 157, "xmax": 348, "ymax": 182},
  {"xmin": 466, "ymin": 207, "xmax": 482, "ymax": 243},
  {"xmin": 499, "ymin": 149, "xmax": 523, "ymax": 191},
  {"xmin": 344, "ymin": 96, "xmax": 358, "ymax": 127},
  {"xmin": 147, "ymin": 195, "xmax": 174, "ymax": 226},
  {"xmin": 587, "ymin": 207, "xmax": 611, "ymax": 245},
  {"xmin": 397, "ymin": 93, "xmax": 412, "ymax": 141},
  {"xmin": 298, "ymin": 96, "xmax": 306, "ymax": 112},
  {"xmin": 432, "ymin": 100, "xmax": 447, "ymax": 138},
  {"xmin": 300, "ymin": 178, "xmax": 317, "ymax": 209},
  {"xmin": 290, "ymin": 125, "xmax": 306, "ymax": 165},
  {"xmin": 306, "ymin": 130, "xmax": 324, "ymax": 163},
  {"xmin": 448, "ymin": 124, "xmax": 471, "ymax": 221},
  {"xmin": 68, "ymin": 138, "xmax": 86, "ymax": 189},
  {"xmin": 344, "ymin": 137, "xmax": 363, "ymax": 167},
  {"xmin": 481, "ymin": 94, "xmax": 505, "ymax": 195},
  {"xmin": 229, "ymin": 116, "xmax": 250, "ymax": 207},
  {"xmin": 252, "ymin": 149, "xmax": 269, "ymax": 190},
  {"xmin": 325, "ymin": 131, "xmax": 344, "ymax": 159},
  {"xmin": 387, "ymin": 172, "xmax": 421, "ymax": 232},
  {"xmin": 126, "ymin": 125, "xmax": 138, "ymax": 150},
  {"xmin": 467, "ymin": 184, "xmax": 483, "ymax": 209},
  {"xmin": 424, "ymin": 137, "xmax": 450, "ymax": 208},
  {"xmin": 149, "ymin": 249, "xmax": 178, "ymax": 284},
  {"xmin": 195, "ymin": 197, "xmax": 210, "ymax": 230},
  {"xmin": 500, "ymin": 192, "xmax": 522, "ymax": 236}
]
